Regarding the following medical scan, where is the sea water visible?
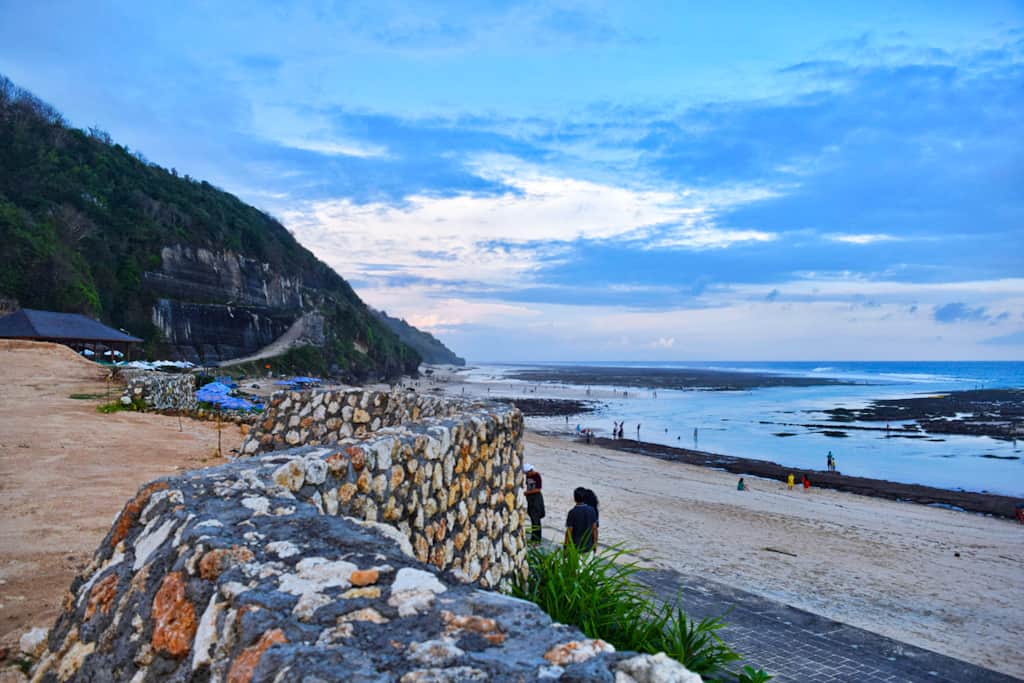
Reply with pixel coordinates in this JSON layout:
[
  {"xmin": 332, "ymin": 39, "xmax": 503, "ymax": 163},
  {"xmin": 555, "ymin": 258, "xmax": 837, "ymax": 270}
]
[{"xmin": 465, "ymin": 361, "xmax": 1024, "ymax": 498}]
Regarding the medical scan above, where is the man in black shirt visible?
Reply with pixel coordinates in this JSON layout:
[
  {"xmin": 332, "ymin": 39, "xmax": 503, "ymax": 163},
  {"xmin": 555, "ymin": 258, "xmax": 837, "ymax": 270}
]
[
  {"xmin": 565, "ymin": 487, "xmax": 599, "ymax": 552},
  {"xmin": 524, "ymin": 463, "xmax": 545, "ymax": 542}
]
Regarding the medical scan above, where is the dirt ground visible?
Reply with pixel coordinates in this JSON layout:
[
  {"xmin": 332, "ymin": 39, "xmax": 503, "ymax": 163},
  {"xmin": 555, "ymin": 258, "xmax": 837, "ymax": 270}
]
[{"xmin": 0, "ymin": 341, "xmax": 242, "ymax": 656}]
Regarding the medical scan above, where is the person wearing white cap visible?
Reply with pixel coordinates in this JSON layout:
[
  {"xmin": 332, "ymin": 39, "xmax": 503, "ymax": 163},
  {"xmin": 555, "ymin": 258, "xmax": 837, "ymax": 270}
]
[{"xmin": 524, "ymin": 463, "xmax": 545, "ymax": 543}]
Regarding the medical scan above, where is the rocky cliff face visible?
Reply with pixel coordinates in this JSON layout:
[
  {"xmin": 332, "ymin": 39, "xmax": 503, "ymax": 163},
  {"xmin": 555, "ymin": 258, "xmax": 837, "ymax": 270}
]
[
  {"xmin": 143, "ymin": 246, "xmax": 302, "ymax": 363},
  {"xmin": 146, "ymin": 245, "xmax": 304, "ymax": 309}
]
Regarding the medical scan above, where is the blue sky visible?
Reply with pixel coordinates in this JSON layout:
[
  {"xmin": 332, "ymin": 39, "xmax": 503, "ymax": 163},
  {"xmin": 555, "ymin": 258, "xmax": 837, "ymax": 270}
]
[{"xmin": 2, "ymin": 1, "xmax": 1022, "ymax": 360}]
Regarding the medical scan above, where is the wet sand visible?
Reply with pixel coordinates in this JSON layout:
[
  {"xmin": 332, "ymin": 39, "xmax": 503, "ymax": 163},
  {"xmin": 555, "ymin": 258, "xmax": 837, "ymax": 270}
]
[
  {"xmin": 506, "ymin": 364, "xmax": 849, "ymax": 390},
  {"xmin": 585, "ymin": 435, "xmax": 1020, "ymax": 518}
]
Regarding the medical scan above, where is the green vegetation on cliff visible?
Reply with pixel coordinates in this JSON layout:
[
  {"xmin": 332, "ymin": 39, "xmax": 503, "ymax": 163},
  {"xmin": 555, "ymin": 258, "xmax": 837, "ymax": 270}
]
[
  {"xmin": 372, "ymin": 309, "xmax": 465, "ymax": 366},
  {"xmin": 0, "ymin": 75, "xmax": 422, "ymax": 380}
]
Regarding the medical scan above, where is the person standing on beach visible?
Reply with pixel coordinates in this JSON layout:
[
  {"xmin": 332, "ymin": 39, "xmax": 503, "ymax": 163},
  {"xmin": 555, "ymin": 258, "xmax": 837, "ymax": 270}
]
[
  {"xmin": 826, "ymin": 451, "xmax": 834, "ymax": 472},
  {"xmin": 582, "ymin": 488, "xmax": 600, "ymax": 530},
  {"xmin": 524, "ymin": 463, "xmax": 545, "ymax": 543},
  {"xmin": 737, "ymin": 478, "xmax": 745, "ymax": 491},
  {"xmin": 565, "ymin": 487, "xmax": 599, "ymax": 552},
  {"xmin": 803, "ymin": 474, "xmax": 811, "ymax": 489},
  {"xmin": 787, "ymin": 473, "xmax": 795, "ymax": 490},
  {"xmin": 636, "ymin": 423, "xmax": 641, "ymax": 439}
]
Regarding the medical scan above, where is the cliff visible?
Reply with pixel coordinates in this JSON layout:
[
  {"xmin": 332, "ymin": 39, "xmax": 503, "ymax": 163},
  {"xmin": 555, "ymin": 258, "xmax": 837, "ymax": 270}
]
[
  {"xmin": 373, "ymin": 309, "xmax": 466, "ymax": 366},
  {"xmin": 0, "ymin": 75, "xmax": 422, "ymax": 380}
]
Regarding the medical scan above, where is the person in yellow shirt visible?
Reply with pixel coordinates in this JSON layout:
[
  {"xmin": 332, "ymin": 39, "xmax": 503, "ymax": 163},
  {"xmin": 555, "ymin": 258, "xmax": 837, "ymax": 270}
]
[{"xmin": 787, "ymin": 473, "xmax": 795, "ymax": 490}]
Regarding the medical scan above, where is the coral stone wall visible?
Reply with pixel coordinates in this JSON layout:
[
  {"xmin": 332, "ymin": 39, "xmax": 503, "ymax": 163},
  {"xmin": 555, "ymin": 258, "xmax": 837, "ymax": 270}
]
[
  {"xmin": 239, "ymin": 391, "xmax": 527, "ymax": 588},
  {"xmin": 119, "ymin": 370, "xmax": 197, "ymax": 411},
  {"xmin": 33, "ymin": 451, "xmax": 697, "ymax": 682},
  {"xmin": 264, "ymin": 406, "xmax": 527, "ymax": 589},
  {"xmin": 240, "ymin": 388, "xmax": 468, "ymax": 455}
]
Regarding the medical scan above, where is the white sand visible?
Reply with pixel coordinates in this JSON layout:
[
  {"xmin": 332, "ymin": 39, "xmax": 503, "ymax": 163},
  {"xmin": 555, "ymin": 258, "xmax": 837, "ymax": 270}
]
[
  {"xmin": 524, "ymin": 431, "xmax": 1024, "ymax": 677},
  {"xmin": 423, "ymin": 364, "xmax": 1024, "ymax": 677}
]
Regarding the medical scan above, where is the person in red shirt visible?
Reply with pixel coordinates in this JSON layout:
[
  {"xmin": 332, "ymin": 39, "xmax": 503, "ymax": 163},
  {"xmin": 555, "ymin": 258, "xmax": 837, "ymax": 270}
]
[
  {"xmin": 803, "ymin": 474, "xmax": 811, "ymax": 490},
  {"xmin": 524, "ymin": 463, "xmax": 545, "ymax": 542}
]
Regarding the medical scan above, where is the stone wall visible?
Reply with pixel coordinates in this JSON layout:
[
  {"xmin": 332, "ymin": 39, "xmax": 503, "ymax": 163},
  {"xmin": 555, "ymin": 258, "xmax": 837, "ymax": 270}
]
[
  {"xmin": 240, "ymin": 388, "xmax": 468, "ymax": 456},
  {"xmin": 119, "ymin": 370, "xmax": 197, "ymax": 411},
  {"xmin": 32, "ymin": 451, "xmax": 699, "ymax": 682}
]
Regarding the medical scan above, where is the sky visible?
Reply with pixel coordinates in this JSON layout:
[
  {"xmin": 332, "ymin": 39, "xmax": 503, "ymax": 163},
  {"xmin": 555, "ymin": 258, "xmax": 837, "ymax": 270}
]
[{"xmin": 1, "ymin": 1, "xmax": 1022, "ymax": 361}]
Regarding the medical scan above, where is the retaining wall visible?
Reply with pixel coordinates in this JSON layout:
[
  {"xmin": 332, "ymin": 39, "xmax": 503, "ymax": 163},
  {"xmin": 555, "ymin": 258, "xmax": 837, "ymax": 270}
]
[
  {"xmin": 119, "ymin": 370, "xmax": 197, "ymax": 411},
  {"xmin": 33, "ymin": 450, "xmax": 699, "ymax": 682},
  {"xmin": 240, "ymin": 388, "xmax": 464, "ymax": 456}
]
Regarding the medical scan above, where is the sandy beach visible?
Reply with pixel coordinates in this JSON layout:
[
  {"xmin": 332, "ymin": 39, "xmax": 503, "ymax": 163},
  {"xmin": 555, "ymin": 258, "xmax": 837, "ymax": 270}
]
[
  {"xmin": 0, "ymin": 353, "xmax": 1020, "ymax": 677},
  {"xmin": 429, "ymin": 365, "xmax": 1024, "ymax": 678},
  {"xmin": 0, "ymin": 342, "xmax": 242, "ymax": 656}
]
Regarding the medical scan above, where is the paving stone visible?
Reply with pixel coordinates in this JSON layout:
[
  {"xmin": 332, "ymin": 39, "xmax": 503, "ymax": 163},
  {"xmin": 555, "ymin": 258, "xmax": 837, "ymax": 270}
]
[{"xmin": 637, "ymin": 568, "xmax": 1022, "ymax": 683}]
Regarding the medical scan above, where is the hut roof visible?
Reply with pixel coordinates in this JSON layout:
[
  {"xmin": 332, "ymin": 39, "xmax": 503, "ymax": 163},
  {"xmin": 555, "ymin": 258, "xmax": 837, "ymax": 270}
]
[{"xmin": 0, "ymin": 308, "xmax": 142, "ymax": 343}]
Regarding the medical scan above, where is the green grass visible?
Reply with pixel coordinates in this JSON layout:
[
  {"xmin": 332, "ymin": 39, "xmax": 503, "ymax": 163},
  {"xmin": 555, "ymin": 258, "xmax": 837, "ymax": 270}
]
[
  {"xmin": 96, "ymin": 396, "xmax": 145, "ymax": 413},
  {"xmin": 511, "ymin": 541, "xmax": 772, "ymax": 683},
  {"xmin": 68, "ymin": 392, "xmax": 104, "ymax": 400}
]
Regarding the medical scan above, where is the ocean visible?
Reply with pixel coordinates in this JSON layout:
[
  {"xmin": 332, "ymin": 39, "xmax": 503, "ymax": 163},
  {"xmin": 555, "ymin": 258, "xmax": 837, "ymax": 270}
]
[{"xmin": 464, "ymin": 361, "xmax": 1024, "ymax": 498}]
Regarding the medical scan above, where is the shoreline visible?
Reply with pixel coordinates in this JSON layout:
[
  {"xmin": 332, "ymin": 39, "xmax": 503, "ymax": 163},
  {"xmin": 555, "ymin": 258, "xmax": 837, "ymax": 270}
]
[{"xmin": 551, "ymin": 432, "xmax": 1021, "ymax": 518}]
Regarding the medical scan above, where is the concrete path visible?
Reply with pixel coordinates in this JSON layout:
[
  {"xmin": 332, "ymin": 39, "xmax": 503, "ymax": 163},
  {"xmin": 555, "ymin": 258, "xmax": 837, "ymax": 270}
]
[
  {"xmin": 218, "ymin": 313, "xmax": 310, "ymax": 367},
  {"xmin": 636, "ymin": 568, "xmax": 1022, "ymax": 683}
]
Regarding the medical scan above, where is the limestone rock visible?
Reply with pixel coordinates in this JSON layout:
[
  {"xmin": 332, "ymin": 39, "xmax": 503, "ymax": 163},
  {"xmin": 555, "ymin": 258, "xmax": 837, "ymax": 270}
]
[
  {"xmin": 615, "ymin": 653, "xmax": 704, "ymax": 683},
  {"xmin": 18, "ymin": 627, "xmax": 47, "ymax": 658}
]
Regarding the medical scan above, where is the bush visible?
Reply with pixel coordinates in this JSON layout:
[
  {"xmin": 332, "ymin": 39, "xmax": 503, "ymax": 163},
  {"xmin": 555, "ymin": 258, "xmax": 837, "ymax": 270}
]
[{"xmin": 510, "ymin": 541, "xmax": 771, "ymax": 683}]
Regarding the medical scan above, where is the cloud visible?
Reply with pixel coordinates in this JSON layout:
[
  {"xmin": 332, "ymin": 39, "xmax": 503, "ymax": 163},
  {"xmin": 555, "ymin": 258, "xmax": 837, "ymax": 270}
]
[
  {"xmin": 981, "ymin": 330, "xmax": 1024, "ymax": 345},
  {"xmin": 283, "ymin": 159, "xmax": 781, "ymax": 293},
  {"xmin": 826, "ymin": 233, "xmax": 900, "ymax": 245},
  {"xmin": 652, "ymin": 336, "xmax": 675, "ymax": 348},
  {"xmin": 278, "ymin": 137, "xmax": 389, "ymax": 159},
  {"xmin": 932, "ymin": 302, "xmax": 991, "ymax": 323}
]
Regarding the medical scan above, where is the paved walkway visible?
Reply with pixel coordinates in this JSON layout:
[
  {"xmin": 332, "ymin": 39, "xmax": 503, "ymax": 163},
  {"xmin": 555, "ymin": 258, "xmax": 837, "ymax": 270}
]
[{"xmin": 636, "ymin": 568, "xmax": 1021, "ymax": 683}]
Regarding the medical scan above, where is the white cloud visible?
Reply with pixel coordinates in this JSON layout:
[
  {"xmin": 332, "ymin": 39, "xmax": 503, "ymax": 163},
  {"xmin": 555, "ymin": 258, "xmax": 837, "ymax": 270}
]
[
  {"xmin": 282, "ymin": 159, "xmax": 780, "ymax": 290},
  {"xmin": 248, "ymin": 102, "xmax": 389, "ymax": 159},
  {"xmin": 279, "ymin": 137, "xmax": 389, "ymax": 158},
  {"xmin": 826, "ymin": 233, "xmax": 900, "ymax": 244}
]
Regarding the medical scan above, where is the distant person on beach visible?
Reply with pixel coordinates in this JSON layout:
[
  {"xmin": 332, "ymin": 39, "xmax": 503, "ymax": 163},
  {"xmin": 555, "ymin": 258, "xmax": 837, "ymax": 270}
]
[
  {"xmin": 565, "ymin": 487, "xmax": 599, "ymax": 552},
  {"xmin": 618, "ymin": 423, "xmax": 624, "ymax": 439},
  {"xmin": 524, "ymin": 463, "xmax": 545, "ymax": 542},
  {"xmin": 826, "ymin": 451, "xmax": 834, "ymax": 472},
  {"xmin": 787, "ymin": 473, "xmax": 795, "ymax": 490},
  {"xmin": 803, "ymin": 474, "xmax": 811, "ymax": 489},
  {"xmin": 636, "ymin": 423, "xmax": 641, "ymax": 439},
  {"xmin": 694, "ymin": 427, "xmax": 698, "ymax": 447},
  {"xmin": 737, "ymin": 478, "xmax": 745, "ymax": 491}
]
